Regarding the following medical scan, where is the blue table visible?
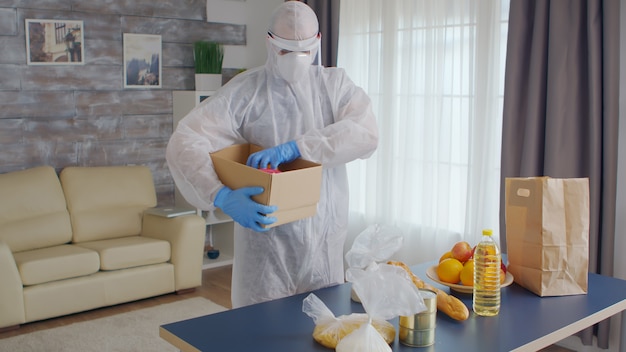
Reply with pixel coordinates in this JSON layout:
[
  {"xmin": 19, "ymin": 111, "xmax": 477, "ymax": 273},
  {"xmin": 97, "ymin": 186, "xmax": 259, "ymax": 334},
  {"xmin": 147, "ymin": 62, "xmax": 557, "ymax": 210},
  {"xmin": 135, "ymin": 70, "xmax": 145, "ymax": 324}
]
[{"xmin": 160, "ymin": 262, "xmax": 626, "ymax": 351}]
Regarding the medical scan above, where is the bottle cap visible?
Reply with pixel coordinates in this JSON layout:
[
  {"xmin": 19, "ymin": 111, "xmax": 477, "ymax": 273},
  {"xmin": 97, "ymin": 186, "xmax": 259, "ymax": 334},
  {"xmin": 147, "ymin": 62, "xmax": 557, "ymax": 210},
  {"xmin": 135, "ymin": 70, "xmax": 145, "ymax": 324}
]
[{"xmin": 482, "ymin": 229, "xmax": 493, "ymax": 236}]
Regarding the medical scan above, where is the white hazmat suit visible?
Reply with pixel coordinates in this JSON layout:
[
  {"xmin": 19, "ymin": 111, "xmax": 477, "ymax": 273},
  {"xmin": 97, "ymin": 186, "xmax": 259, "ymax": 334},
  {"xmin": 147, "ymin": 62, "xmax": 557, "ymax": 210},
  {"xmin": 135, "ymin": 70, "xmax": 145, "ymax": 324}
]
[{"xmin": 166, "ymin": 1, "xmax": 378, "ymax": 308}]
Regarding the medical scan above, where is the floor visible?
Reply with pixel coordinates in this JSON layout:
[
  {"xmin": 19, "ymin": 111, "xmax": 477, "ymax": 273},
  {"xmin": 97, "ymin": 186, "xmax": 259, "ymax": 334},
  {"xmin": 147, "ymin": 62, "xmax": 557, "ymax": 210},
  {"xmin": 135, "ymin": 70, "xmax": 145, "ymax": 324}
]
[{"xmin": 0, "ymin": 265, "xmax": 576, "ymax": 351}]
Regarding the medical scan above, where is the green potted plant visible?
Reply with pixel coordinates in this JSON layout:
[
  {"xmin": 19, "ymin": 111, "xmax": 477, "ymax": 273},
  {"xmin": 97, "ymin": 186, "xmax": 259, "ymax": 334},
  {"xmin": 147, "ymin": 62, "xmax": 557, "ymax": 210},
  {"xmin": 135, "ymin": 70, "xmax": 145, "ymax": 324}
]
[{"xmin": 193, "ymin": 41, "xmax": 224, "ymax": 91}]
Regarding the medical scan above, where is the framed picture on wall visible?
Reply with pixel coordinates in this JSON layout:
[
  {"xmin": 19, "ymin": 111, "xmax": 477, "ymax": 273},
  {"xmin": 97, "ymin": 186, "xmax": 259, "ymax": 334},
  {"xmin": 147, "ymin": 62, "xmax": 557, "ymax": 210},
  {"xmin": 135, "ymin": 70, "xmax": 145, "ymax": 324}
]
[
  {"xmin": 123, "ymin": 33, "xmax": 162, "ymax": 88},
  {"xmin": 25, "ymin": 19, "xmax": 84, "ymax": 65}
]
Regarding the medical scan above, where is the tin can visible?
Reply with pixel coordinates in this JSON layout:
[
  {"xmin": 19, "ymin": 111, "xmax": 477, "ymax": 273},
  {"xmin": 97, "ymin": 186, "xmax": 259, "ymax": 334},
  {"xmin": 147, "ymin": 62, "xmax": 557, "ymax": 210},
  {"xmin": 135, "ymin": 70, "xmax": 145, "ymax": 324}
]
[{"xmin": 399, "ymin": 288, "xmax": 437, "ymax": 347}]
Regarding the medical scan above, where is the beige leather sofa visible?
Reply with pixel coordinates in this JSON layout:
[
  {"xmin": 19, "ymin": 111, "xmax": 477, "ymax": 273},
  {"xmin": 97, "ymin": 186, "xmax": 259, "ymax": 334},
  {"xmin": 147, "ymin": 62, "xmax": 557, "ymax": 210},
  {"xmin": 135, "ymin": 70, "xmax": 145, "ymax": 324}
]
[{"xmin": 0, "ymin": 165, "xmax": 205, "ymax": 330}]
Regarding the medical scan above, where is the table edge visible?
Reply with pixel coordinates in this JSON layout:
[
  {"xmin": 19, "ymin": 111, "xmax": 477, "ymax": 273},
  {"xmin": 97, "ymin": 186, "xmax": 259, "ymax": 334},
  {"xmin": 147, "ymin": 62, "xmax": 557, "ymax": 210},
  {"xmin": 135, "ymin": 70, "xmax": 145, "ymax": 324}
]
[
  {"xmin": 511, "ymin": 299, "xmax": 626, "ymax": 352},
  {"xmin": 159, "ymin": 326, "xmax": 202, "ymax": 352}
]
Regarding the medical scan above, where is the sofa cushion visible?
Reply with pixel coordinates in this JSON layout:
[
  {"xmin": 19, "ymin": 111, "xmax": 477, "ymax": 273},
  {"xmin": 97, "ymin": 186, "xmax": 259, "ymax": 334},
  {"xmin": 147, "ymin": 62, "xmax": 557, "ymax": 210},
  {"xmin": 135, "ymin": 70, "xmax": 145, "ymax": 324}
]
[
  {"xmin": 14, "ymin": 245, "xmax": 100, "ymax": 286},
  {"xmin": 0, "ymin": 166, "xmax": 73, "ymax": 253},
  {"xmin": 59, "ymin": 166, "xmax": 157, "ymax": 243},
  {"xmin": 75, "ymin": 236, "xmax": 171, "ymax": 270}
]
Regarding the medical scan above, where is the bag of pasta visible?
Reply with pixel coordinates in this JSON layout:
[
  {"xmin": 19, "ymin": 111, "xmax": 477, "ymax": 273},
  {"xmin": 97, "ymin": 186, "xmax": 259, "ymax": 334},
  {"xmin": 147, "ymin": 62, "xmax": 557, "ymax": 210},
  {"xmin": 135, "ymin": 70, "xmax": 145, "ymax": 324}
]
[{"xmin": 302, "ymin": 293, "xmax": 395, "ymax": 349}]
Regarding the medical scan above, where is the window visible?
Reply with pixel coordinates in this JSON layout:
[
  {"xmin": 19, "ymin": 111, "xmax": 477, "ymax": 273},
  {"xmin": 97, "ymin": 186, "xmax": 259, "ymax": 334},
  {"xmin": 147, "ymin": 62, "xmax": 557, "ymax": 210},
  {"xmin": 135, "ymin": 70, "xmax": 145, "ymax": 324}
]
[{"xmin": 339, "ymin": 0, "xmax": 510, "ymax": 260}]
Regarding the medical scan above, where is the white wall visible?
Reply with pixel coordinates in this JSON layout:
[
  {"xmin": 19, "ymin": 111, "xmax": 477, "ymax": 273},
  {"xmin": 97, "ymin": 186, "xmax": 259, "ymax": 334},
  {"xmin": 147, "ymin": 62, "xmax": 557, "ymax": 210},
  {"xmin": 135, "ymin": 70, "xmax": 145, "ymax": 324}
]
[{"xmin": 206, "ymin": 0, "xmax": 284, "ymax": 69}]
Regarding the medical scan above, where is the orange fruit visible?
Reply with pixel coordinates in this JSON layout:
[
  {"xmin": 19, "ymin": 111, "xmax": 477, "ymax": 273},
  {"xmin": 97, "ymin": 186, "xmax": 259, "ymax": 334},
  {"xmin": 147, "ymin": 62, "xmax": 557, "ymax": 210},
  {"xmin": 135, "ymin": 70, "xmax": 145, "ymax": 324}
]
[
  {"xmin": 439, "ymin": 251, "xmax": 453, "ymax": 263},
  {"xmin": 500, "ymin": 269, "xmax": 506, "ymax": 285},
  {"xmin": 437, "ymin": 258, "xmax": 463, "ymax": 284},
  {"xmin": 460, "ymin": 259, "xmax": 474, "ymax": 286}
]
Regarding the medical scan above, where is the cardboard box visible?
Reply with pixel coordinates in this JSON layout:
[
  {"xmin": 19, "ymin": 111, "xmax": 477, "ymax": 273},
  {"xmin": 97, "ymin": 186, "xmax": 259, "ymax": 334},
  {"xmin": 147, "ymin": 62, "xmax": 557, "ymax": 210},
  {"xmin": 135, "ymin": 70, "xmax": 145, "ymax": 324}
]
[{"xmin": 210, "ymin": 144, "xmax": 322, "ymax": 228}]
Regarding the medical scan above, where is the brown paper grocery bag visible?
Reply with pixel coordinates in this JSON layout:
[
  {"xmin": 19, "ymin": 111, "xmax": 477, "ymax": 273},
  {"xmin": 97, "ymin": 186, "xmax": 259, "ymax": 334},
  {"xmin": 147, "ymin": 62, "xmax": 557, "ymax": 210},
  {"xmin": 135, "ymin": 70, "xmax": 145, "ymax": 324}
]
[{"xmin": 505, "ymin": 177, "xmax": 589, "ymax": 296}]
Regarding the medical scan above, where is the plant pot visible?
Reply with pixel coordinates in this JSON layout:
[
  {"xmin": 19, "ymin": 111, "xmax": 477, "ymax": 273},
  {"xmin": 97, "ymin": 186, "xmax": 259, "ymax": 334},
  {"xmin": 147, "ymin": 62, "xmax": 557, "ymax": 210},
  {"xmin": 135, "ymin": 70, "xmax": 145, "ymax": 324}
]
[{"xmin": 195, "ymin": 73, "xmax": 222, "ymax": 91}]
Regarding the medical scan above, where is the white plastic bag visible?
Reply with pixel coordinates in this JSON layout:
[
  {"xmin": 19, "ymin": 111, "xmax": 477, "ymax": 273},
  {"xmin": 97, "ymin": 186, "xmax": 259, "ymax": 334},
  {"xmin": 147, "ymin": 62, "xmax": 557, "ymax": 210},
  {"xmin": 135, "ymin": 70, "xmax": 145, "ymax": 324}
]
[
  {"xmin": 336, "ymin": 320, "xmax": 391, "ymax": 352},
  {"xmin": 346, "ymin": 224, "xmax": 404, "ymax": 303},
  {"xmin": 339, "ymin": 224, "xmax": 427, "ymax": 352},
  {"xmin": 303, "ymin": 225, "xmax": 427, "ymax": 350},
  {"xmin": 302, "ymin": 293, "xmax": 395, "ymax": 349},
  {"xmin": 346, "ymin": 263, "xmax": 426, "ymax": 321},
  {"xmin": 345, "ymin": 224, "xmax": 403, "ymax": 269}
]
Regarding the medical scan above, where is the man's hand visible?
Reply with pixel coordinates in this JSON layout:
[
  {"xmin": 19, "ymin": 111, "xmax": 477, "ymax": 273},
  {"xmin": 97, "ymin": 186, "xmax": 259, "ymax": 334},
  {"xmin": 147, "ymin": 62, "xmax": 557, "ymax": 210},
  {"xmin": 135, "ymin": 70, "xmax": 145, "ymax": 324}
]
[
  {"xmin": 246, "ymin": 141, "xmax": 301, "ymax": 169},
  {"xmin": 214, "ymin": 186, "xmax": 277, "ymax": 232}
]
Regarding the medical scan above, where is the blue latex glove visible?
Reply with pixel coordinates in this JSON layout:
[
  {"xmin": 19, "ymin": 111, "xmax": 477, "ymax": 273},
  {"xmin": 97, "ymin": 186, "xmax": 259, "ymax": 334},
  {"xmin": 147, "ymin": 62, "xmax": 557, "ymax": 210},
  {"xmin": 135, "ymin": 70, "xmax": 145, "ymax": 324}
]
[
  {"xmin": 246, "ymin": 141, "xmax": 301, "ymax": 170},
  {"xmin": 214, "ymin": 186, "xmax": 277, "ymax": 232}
]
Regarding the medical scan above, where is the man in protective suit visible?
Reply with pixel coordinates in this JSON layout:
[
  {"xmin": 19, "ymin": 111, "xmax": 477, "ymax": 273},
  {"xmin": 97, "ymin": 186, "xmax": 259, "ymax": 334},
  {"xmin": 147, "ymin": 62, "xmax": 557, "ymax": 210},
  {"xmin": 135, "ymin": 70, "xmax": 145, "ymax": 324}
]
[{"xmin": 166, "ymin": 1, "xmax": 378, "ymax": 308}]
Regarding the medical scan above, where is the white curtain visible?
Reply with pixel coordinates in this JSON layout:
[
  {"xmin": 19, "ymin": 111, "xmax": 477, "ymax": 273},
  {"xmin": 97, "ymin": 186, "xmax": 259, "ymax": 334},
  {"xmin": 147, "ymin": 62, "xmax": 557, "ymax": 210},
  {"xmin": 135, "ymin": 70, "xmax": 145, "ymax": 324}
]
[{"xmin": 338, "ymin": 0, "xmax": 510, "ymax": 264}]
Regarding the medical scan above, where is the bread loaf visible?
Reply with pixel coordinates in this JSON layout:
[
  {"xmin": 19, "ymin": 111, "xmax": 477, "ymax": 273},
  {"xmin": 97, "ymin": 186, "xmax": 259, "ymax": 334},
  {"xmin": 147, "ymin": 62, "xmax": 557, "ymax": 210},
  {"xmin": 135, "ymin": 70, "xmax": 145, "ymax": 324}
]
[{"xmin": 388, "ymin": 261, "xmax": 470, "ymax": 321}]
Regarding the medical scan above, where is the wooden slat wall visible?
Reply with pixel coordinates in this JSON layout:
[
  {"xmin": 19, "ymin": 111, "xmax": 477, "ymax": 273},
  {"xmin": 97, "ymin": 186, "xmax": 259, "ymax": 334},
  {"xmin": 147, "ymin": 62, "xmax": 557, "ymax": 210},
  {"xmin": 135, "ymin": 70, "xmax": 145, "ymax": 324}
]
[{"xmin": 0, "ymin": 0, "xmax": 246, "ymax": 205}]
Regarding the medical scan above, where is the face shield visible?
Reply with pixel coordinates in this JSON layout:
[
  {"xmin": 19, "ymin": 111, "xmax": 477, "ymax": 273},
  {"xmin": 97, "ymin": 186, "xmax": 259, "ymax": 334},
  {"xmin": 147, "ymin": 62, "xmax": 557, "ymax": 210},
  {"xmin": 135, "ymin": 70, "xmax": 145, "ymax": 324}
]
[
  {"xmin": 268, "ymin": 32, "xmax": 321, "ymax": 83},
  {"xmin": 266, "ymin": 1, "xmax": 321, "ymax": 83}
]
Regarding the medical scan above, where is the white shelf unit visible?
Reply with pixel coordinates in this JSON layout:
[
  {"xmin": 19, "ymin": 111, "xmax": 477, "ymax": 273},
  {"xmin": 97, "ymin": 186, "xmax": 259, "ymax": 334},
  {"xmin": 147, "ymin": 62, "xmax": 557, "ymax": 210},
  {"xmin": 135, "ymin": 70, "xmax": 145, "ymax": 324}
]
[
  {"xmin": 201, "ymin": 212, "xmax": 234, "ymax": 270},
  {"xmin": 173, "ymin": 90, "xmax": 234, "ymax": 270}
]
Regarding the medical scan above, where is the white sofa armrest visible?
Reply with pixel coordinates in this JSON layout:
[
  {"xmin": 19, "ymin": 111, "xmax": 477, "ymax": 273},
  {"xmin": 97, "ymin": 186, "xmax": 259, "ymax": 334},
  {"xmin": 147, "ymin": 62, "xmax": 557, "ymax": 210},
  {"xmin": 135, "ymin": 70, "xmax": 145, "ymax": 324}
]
[
  {"xmin": 141, "ymin": 214, "xmax": 205, "ymax": 291},
  {"xmin": 0, "ymin": 240, "xmax": 25, "ymax": 329}
]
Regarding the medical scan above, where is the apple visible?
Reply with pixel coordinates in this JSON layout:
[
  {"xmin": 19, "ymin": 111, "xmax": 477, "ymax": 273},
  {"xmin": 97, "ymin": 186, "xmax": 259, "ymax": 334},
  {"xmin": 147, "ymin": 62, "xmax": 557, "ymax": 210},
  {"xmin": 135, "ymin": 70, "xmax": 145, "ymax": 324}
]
[
  {"xmin": 501, "ymin": 260, "xmax": 507, "ymax": 274},
  {"xmin": 451, "ymin": 241, "xmax": 473, "ymax": 263}
]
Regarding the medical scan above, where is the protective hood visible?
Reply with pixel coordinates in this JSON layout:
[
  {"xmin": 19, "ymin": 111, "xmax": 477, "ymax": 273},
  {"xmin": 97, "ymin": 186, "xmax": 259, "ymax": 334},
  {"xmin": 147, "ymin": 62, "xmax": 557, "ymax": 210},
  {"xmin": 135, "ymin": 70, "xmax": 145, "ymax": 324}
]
[{"xmin": 266, "ymin": 1, "xmax": 321, "ymax": 83}]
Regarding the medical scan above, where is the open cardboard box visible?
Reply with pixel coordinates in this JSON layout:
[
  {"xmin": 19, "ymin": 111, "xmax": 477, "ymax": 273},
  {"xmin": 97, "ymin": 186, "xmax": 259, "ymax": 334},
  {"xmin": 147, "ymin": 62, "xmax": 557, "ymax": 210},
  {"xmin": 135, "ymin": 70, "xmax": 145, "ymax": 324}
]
[{"xmin": 210, "ymin": 144, "xmax": 322, "ymax": 228}]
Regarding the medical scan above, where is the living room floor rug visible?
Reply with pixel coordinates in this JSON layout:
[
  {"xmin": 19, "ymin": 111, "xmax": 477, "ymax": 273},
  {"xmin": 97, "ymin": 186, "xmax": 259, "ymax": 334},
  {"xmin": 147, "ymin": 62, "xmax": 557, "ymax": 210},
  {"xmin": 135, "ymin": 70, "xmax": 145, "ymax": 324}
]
[{"xmin": 0, "ymin": 297, "xmax": 228, "ymax": 352}]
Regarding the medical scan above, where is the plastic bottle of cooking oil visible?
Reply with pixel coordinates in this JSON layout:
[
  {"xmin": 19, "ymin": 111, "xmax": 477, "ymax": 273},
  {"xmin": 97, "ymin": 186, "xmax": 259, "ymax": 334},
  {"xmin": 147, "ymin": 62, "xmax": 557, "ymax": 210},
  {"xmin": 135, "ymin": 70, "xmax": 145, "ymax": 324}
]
[{"xmin": 473, "ymin": 228, "xmax": 501, "ymax": 316}]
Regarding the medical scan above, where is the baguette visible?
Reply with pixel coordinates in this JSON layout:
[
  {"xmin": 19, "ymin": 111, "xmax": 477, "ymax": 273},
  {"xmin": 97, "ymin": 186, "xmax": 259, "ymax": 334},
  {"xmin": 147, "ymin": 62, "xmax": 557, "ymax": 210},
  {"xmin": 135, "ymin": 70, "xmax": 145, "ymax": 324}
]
[{"xmin": 388, "ymin": 261, "xmax": 470, "ymax": 321}]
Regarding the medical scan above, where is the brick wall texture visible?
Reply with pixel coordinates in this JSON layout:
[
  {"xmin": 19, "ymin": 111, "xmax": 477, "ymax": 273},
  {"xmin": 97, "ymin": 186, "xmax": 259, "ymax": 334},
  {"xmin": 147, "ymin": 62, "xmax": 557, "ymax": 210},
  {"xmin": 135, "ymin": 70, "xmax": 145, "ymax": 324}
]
[{"xmin": 0, "ymin": 0, "xmax": 245, "ymax": 205}]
